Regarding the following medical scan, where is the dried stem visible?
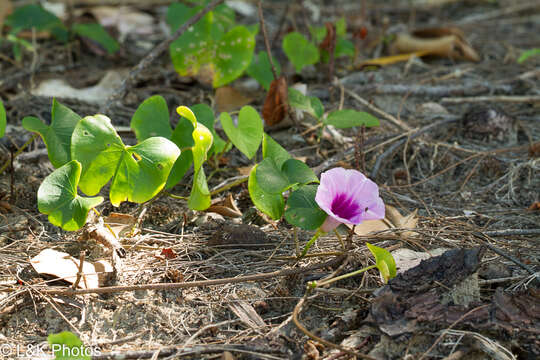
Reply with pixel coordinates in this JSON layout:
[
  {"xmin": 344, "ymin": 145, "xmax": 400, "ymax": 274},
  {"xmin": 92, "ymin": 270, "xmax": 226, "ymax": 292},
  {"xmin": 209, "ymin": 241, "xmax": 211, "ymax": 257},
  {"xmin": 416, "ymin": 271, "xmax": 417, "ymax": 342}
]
[{"xmin": 258, "ymin": 1, "xmax": 278, "ymax": 80}]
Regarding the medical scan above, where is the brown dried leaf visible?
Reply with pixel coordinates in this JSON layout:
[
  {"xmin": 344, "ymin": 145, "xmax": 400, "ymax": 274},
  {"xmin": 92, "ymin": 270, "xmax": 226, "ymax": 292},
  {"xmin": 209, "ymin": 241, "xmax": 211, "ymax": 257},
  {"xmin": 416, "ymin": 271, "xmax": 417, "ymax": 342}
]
[
  {"xmin": 207, "ymin": 194, "xmax": 242, "ymax": 218},
  {"xmin": 529, "ymin": 141, "xmax": 540, "ymax": 158},
  {"xmin": 528, "ymin": 201, "xmax": 540, "ymax": 211},
  {"xmin": 319, "ymin": 22, "xmax": 336, "ymax": 52},
  {"xmin": 0, "ymin": 0, "xmax": 12, "ymax": 29},
  {"xmin": 350, "ymin": 205, "xmax": 418, "ymax": 239},
  {"xmin": 262, "ymin": 76, "xmax": 289, "ymax": 126},
  {"xmin": 215, "ymin": 85, "xmax": 253, "ymax": 113},
  {"xmin": 390, "ymin": 29, "xmax": 480, "ymax": 62},
  {"xmin": 104, "ymin": 212, "xmax": 137, "ymax": 238},
  {"xmin": 30, "ymin": 249, "xmax": 99, "ymax": 289}
]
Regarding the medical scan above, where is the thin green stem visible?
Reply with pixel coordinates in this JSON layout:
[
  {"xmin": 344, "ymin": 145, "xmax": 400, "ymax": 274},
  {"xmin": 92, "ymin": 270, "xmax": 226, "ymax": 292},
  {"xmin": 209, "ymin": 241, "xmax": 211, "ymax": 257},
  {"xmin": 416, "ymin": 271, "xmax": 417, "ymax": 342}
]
[
  {"xmin": 213, "ymin": 139, "xmax": 231, "ymax": 168},
  {"xmin": 91, "ymin": 208, "xmax": 117, "ymax": 239},
  {"xmin": 333, "ymin": 229, "xmax": 345, "ymax": 250},
  {"xmin": 0, "ymin": 134, "xmax": 39, "ymax": 176},
  {"xmin": 209, "ymin": 175, "xmax": 248, "ymax": 196},
  {"xmin": 163, "ymin": 191, "xmax": 189, "ymax": 201},
  {"xmin": 299, "ymin": 228, "xmax": 325, "ymax": 258},
  {"xmin": 311, "ymin": 264, "xmax": 377, "ymax": 288}
]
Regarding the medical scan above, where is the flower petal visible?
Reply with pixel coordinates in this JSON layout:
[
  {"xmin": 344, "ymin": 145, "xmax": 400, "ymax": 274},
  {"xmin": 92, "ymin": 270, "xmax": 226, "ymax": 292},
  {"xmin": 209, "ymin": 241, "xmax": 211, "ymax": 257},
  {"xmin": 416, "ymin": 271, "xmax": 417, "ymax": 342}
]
[{"xmin": 363, "ymin": 196, "xmax": 385, "ymax": 220}]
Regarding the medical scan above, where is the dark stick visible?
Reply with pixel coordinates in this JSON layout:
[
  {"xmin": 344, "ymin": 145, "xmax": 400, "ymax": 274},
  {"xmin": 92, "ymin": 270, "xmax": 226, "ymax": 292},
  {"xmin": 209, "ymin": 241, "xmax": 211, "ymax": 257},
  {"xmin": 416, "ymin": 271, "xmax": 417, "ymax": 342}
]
[
  {"xmin": 9, "ymin": 150, "xmax": 14, "ymax": 201},
  {"xmin": 271, "ymin": 3, "xmax": 289, "ymax": 47},
  {"xmin": 258, "ymin": 1, "xmax": 278, "ymax": 80},
  {"xmin": 99, "ymin": 0, "xmax": 225, "ymax": 114}
]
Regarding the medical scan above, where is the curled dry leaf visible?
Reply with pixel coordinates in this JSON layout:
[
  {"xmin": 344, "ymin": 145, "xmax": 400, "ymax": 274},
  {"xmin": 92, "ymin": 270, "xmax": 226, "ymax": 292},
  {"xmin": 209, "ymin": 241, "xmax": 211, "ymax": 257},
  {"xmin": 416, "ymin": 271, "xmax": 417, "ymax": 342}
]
[
  {"xmin": 215, "ymin": 85, "xmax": 254, "ymax": 113},
  {"xmin": 30, "ymin": 248, "xmax": 99, "ymax": 289},
  {"xmin": 319, "ymin": 22, "xmax": 336, "ymax": 52},
  {"xmin": 528, "ymin": 201, "xmax": 540, "ymax": 211},
  {"xmin": 262, "ymin": 76, "xmax": 289, "ymax": 126},
  {"xmin": 529, "ymin": 141, "xmax": 540, "ymax": 158},
  {"xmin": 207, "ymin": 194, "xmax": 242, "ymax": 218},
  {"xmin": 390, "ymin": 27, "xmax": 480, "ymax": 62},
  {"xmin": 348, "ymin": 205, "xmax": 418, "ymax": 238},
  {"xmin": 80, "ymin": 217, "xmax": 126, "ymax": 258},
  {"xmin": 104, "ymin": 212, "xmax": 137, "ymax": 238}
]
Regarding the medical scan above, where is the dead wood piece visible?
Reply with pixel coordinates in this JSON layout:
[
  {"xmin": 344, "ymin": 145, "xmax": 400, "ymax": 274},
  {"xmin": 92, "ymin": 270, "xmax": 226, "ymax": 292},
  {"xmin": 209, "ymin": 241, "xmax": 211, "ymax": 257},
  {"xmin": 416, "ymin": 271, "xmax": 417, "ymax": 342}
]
[
  {"xmin": 208, "ymin": 223, "xmax": 273, "ymax": 249},
  {"xmin": 349, "ymin": 83, "xmax": 513, "ymax": 97}
]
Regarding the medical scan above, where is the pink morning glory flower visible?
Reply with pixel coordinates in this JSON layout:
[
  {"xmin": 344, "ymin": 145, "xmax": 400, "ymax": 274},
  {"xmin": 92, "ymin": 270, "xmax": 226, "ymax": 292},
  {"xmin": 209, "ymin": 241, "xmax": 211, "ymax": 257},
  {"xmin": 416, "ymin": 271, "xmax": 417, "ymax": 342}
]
[{"xmin": 315, "ymin": 167, "xmax": 385, "ymax": 232}]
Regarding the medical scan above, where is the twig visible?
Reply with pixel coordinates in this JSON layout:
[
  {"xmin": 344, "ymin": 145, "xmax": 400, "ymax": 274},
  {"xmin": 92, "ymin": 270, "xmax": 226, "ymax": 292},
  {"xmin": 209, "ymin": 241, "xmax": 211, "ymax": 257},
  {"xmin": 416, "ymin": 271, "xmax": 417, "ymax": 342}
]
[
  {"xmin": 258, "ymin": 1, "xmax": 278, "ymax": 80},
  {"xmin": 92, "ymin": 344, "xmax": 285, "ymax": 360},
  {"xmin": 483, "ymin": 229, "xmax": 540, "ymax": 237},
  {"xmin": 342, "ymin": 85, "xmax": 412, "ymax": 131},
  {"xmin": 474, "ymin": 233, "xmax": 536, "ymax": 275},
  {"xmin": 347, "ymin": 83, "xmax": 513, "ymax": 97},
  {"xmin": 0, "ymin": 134, "xmax": 39, "ymax": 176},
  {"xmin": 100, "ymin": 0, "xmax": 225, "ymax": 113},
  {"xmin": 71, "ymin": 251, "xmax": 85, "ymax": 289},
  {"xmin": 418, "ymin": 305, "xmax": 489, "ymax": 360},
  {"xmin": 458, "ymin": 1, "xmax": 540, "ymax": 24},
  {"xmin": 15, "ymin": 256, "xmax": 345, "ymax": 296},
  {"xmin": 370, "ymin": 116, "xmax": 460, "ymax": 179},
  {"xmin": 441, "ymin": 95, "xmax": 540, "ymax": 104},
  {"xmin": 292, "ymin": 293, "xmax": 376, "ymax": 360}
]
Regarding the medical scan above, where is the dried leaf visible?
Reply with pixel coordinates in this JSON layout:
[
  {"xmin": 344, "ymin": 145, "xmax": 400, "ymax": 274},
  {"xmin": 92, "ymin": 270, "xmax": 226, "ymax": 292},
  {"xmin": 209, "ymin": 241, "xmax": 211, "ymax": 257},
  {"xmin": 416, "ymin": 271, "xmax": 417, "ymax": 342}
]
[
  {"xmin": 215, "ymin": 85, "xmax": 253, "ymax": 113},
  {"xmin": 529, "ymin": 142, "xmax": 540, "ymax": 158},
  {"xmin": 262, "ymin": 76, "xmax": 289, "ymax": 126},
  {"xmin": 161, "ymin": 248, "xmax": 177, "ymax": 259},
  {"xmin": 319, "ymin": 22, "xmax": 336, "ymax": 52},
  {"xmin": 357, "ymin": 51, "xmax": 431, "ymax": 69},
  {"xmin": 207, "ymin": 194, "xmax": 242, "ymax": 218},
  {"xmin": 390, "ymin": 29, "xmax": 480, "ymax": 62},
  {"xmin": 104, "ymin": 212, "xmax": 136, "ymax": 238},
  {"xmin": 528, "ymin": 201, "xmax": 540, "ymax": 211},
  {"xmin": 30, "ymin": 249, "xmax": 99, "ymax": 289},
  {"xmin": 349, "ymin": 205, "xmax": 418, "ymax": 239}
]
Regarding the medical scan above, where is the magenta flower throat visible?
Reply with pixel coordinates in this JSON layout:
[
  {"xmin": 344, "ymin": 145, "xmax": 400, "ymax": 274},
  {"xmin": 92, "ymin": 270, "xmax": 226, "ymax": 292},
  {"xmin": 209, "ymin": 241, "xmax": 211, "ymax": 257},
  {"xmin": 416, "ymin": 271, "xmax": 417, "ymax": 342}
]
[{"xmin": 315, "ymin": 167, "xmax": 385, "ymax": 232}]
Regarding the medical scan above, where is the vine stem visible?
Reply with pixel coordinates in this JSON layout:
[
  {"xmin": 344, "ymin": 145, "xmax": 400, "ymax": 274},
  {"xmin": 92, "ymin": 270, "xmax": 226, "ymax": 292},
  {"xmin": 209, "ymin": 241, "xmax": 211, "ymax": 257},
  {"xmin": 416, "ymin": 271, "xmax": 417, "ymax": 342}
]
[
  {"xmin": 0, "ymin": 133, "xmax": 38, "ymax": 176},
  {"xmin": 311, "ymin": 264, "xmax": 377, "ymax": 288},
  {"xmin": 299, "ymin": 228, "xmax": 325, "ymax": 258}
]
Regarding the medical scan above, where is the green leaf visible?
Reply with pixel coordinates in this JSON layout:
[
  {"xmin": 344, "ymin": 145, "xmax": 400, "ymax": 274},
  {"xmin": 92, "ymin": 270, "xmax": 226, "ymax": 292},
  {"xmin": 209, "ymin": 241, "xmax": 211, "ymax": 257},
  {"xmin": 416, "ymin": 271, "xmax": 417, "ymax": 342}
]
[
  {"xmin": 48, "ymin": 331, "xmax": 91, "ymax": 360},
  {"xmin": 212, "ymin": 3, "xmax": 236, "ymax": 36},
  {"xmin": 131, "ymin": 95, "xmax": 172, "ymax": 141},
  {"xmin": 288, "ymin": 88, "xmax": 323, "ymax": 119},
  {"xmin": 256, "ymin": 158, "xmax": 290, "ymax": 194},
  {"xmin": 324, "ymin": 110, "xmax": 379, "ymax": 128},
  {"xmin": 213, "ymin": 26, "xmax": 255, "ymax": 87},
  {"xmin": 171, "ymin": 117, "xmax": 195, "ymax": 149},
  {"xmin": 282, "ymin": 32, "xmax": 319, "ymax": 73},
  {"xmin": 189, "ymin": 166, "xmax": 211, "ymax": 210},
  {"xmin": 22, "ymin": 99, "xmax": 81, "ymax": 168},
  {"xmin": 220, "ymin": 106, "xmax": 263, "ymax": 160},
  {"xmin": 192, "ymin": 123, "xmax": 213, "ymax": 170},
  {"xmin": 284, "ymin": 185, "xmax": 327, "ymax": 230},
  {"xmin": 336, "ymin": 17, "xmax": 347, "ymax": 36},
  {"xmin": 366, "ymin": 242, "xmax": 397, "ymax": 283},
  {"xmin": 518, "ymin": 48, "xmax": 540, "ymax": 63},
  {"xmin": 262, "ymin": 133, "xmax": 291, "ymax": 169},
  {"xmin": 168, "ymin": 3, "xmax": 213, "ymax": 77},
  {"xmin": 71, "ymin": 115, "xmax": 180, "ymax": 206},
  {"xmin": 0, "ymin": 99, "xmax": 6, "ymax": 138},
  {"xmin": 246, "ymin": 51, "xmax": 281, "ymax": 91},
  {"xmin": 6, "ymin": 4, "xmax": 68, "ymax": 42},
  {"xmin": 309, "ymin": 97, "xmax": 324, "ymax": 119},
  {"xmin": 73, "ymin": 23, "xmax": 119, "ymax": 54},
  {"xmin": 248, "ymin": 165, "xmax": 284, "ymax": 220},
  {"xmin": 38, "ymin": 160, "xmax": 103, "ymax": 231},
  {"xmin": 309, "ymin": 25, "xmax": 326, "ymax": 44},
  {"xmin": 165, "ymin": 149, "xmax": 193, "ymax": 189},
  {"xmin": 335, "ymin": 38, "xmax": 355, "ymax": 58},
  {"xmin": 192, "ymin": 103, "xmax": 228, "ymax": 155},
  {"xmin": 282, "ymin": 159, "xmax": 318, "ymax": 186}
]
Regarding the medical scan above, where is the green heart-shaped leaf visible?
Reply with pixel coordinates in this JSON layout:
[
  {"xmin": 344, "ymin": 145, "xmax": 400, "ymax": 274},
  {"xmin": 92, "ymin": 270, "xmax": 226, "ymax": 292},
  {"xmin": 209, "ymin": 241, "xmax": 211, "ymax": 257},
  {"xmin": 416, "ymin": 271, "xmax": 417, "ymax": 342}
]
[
  {"xmin": 282, "ymin": 159, "xmax": 318, "ymax": 186},
  {"xmin": 246, "ymin": 51, "xmax": 281, "ymax": 91},
  {"xmin": 324, "ymin": 110, "xmax": 379, "ymax": 129},
  {"xmin": 366, "ymin": 242, "xmax": 397, "ymax": 283},
  {"xmin": 6, "ymin": 4, "xmax": 68, "ymax": 42},
  {"xmin": 220, "ymin": 106, "xmax": 262, "ymax": 160},
  {"xmin": 48, "ymin": 331, "xmax": 91, "ymax": 360},
  {"xmin": 248, "ymin": 165, "xmax": 284, "ymax": 220},
  {"xmin": 38, "ymin": 160, "xmax": 103, "ymax": 231},
  {"xmin": 284, "ymin": 185, "xmax": 327, "ymax": 230},
  {"xmin": 262, "ymin": 133, "xmax": 291, "ymax": 169},
  {"xmin": 165, "ymin": 149, "xmax": 193, "ymax": 189},
  {"xmin": 71, "ymin": 115, "xmax": 180, "ymax": 206},
  {"xmin": 22, "ymin": 99, "xmax": 81, "ymax": 168},
  {"xmin": 73, "ymin": 23, "xmax": 119, "ymax": 54},
  {"xmin": 0, "ymin": 99, "xmax": 6, "ymax": 138},
  {"xmin": 168, "ymin": 3, "xmax": 213, "ymax": 77},
  {"xmin": 213, "ymin": 26, "xmax": 255, "ymax": 87},
  {"xmin": 309, "ymin": 97, "xmax": 324, "ymax": 119},
  {"xmin": 282, "ymin": 32, "xmax": 319, "ymax": 73},
  {"xmin": 256, "ymin": 157, "xmax": 290, "ymax": 194},
  {"xmin": 131, "ymin": 95, "xmax": 172, "ymax": 141}
]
